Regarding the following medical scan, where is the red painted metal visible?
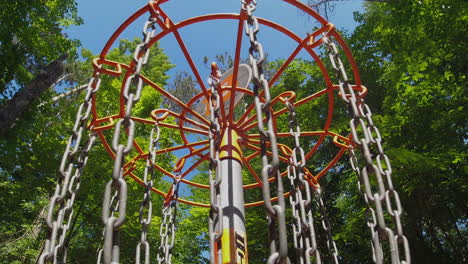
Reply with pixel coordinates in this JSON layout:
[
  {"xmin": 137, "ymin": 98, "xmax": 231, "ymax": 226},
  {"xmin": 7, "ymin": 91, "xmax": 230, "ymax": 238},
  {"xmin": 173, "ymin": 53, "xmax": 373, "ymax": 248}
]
[{"xmin": 89, "ymin": 0, "xmax": 365, "ymax": 208}]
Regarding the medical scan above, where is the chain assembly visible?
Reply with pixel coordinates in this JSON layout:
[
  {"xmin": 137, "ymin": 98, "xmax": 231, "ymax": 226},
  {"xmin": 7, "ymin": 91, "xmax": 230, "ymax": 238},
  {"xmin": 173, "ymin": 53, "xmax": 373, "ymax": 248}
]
[
  {"xmin": 314, "ymin": 188, "xmax": 339, "ymax": 264},
  {"xmin": 35, "ymin": 2, "xmax": 414, "ymax": 264},
  {"xmin": 38, "ymin": 72, "xmax": 101, "ymax": 264},
  {"xmin": 157, "ymin": 175, "xmax": 180, "ymax": 264},
  {"xmin": 323, "ymin": 34, "xmax": 410, "ymax": 264},
  {"xmin": 100, "ymin": 17, "xmax": 158, "ymax": 264},
  {"xmin": 242, "ymin": 1, "xmax": 289, "ymax": 263},
  {"xmin": 136, "ymin": 121, "xmax": 160, "ymax": 264},
  {"xmin": 284, "ymin": 98, "xmax": 322, "ymax": 264},
  {"xmin": 207, "ymin": 65, "xmax": 223, "ymax": 263},
  {"xmin": 285, "ymin": 98, "xmax": 322, "ymax": 264}
]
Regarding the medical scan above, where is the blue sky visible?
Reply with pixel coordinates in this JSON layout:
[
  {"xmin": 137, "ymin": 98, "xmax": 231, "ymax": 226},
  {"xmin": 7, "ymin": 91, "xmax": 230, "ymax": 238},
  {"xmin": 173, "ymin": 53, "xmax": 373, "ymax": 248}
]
[{"xmin": 68, "ymin": 0, "xmax": 364, "ymax": 79}]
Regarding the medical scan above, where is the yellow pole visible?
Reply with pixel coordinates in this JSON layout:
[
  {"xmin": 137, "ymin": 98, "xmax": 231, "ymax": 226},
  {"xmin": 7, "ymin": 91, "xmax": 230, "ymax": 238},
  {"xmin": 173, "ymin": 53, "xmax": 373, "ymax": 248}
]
[{"xmin": 218, "ymin": 125, "xmax": 248, "ymax": 264}]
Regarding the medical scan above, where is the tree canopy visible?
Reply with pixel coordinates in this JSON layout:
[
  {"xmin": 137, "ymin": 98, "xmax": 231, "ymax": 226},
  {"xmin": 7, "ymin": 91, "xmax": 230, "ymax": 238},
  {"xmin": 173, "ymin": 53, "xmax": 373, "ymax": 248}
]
[
  {"xmin": 0, "ymin": 0, "xmax": 82, "ymax": 97},
  {"xmin": 348, "ymin": 0, "xmax": 467, "ymax": 261},
  {"xmin": 0, "ymin": 0, "xmax": 83, "ymax": 135}
]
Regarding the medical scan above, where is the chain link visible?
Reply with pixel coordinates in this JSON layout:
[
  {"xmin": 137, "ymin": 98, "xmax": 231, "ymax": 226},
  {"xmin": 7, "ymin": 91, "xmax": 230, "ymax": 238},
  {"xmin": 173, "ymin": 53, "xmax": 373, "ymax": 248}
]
[
  {"xmin": 136, "ymin": 121, "xmax": 160, "ymax": 264},
  {"xmin": 208, "ymin": 66, "xmax": 223, "ymax": 264},
  {"xmin": 285, "ymin": 98, "xmax": 321, "ymax": 264},
  {"xmin": 242, "ymin": 1, "xmax": 289, "ymax": 263},
  {"xmin": 323, "ymin": 34, "xmax": 410, "ymax": 264},
  {"xmin": 38, "ymin": 71, "xmax": 101, "ymax": 263},
  {"xmin": 100, "ymin": 17, "xmax": 157, "ymax": 264},
  {"xmin": 157, "ymin": 176, "xmax": 180, "ymax": 264},
  {"xmin": 314, "ymin": 188, "xmax": 339, "ymax": 264}
]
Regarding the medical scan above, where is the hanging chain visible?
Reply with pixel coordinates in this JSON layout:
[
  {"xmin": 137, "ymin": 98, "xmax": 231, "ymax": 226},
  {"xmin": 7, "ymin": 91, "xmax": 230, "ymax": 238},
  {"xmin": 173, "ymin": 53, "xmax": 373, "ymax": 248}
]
[
  {"xmin": 100, "ymin": 17, "xmax": 157, "ymax": 264},
  {"xmin": 136, "ymin": 121, "xmax": 160, "ymax": 264},
  {"xmin": 314, "ymin": 188, "xmax": 339, "ymax": 264},
  {"xmin": 242, "ymin": 1, "xmax": 289, "ymax": 263},
  {"xmin": 208, "ymin": 66, "xmax": 223, "ymax": 264},
  {"xmin": 38, "ymin": 70, "xmax": 101, "ymax": 264},
  {"xmin": 323, "ymin": 34, "xmax": 410, "ymax": 264},
  {"xmin": 97, "ymin": 191, "xmax": 120, "ymax": 264},
  {"xmin": 285, "ymin": 98, "xmax": 321, "ymax": 264},
  {"xmin": 157, "ymin": 175, "xmax": 181, "ymax": 264}
]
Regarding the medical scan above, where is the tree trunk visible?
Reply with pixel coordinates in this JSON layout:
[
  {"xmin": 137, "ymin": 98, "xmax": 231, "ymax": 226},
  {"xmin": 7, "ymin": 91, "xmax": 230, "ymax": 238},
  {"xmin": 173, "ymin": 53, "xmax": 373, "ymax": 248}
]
[{"xmin": 0, "ymin": 53, "xmax": 68, "ymax": 137}]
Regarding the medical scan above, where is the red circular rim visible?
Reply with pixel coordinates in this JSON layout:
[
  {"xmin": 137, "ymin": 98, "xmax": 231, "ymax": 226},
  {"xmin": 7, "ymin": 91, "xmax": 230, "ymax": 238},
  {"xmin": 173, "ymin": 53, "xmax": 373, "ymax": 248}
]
[{"xmin": 89, "ymin": 0, "xmax": 364, "ymax": 207}]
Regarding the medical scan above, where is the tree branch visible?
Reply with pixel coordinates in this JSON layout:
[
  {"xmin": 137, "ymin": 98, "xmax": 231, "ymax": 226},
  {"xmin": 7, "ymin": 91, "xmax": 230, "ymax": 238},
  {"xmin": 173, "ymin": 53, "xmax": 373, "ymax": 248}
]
[
  {"xmin": 308, "ymin": 0, "xmax": 333, "ymax": 8},
  {"xmin": 38, "ymin": 84, "xmax": 88, "ymax": 107},
  {"xmin": 308, "ymin": 0, "xmax": 386, "ymax": 9}
]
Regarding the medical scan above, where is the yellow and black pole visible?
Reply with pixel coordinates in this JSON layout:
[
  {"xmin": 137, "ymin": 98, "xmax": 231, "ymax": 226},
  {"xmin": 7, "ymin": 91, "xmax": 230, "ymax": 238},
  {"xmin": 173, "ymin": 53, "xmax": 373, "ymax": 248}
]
[
  {"xmin": 206, "ymin": 62, "xmax": 251, "ymax": 264},
  {"xmin": 217, "ymin": 125, "xmax": 248, "ymax": 264}
]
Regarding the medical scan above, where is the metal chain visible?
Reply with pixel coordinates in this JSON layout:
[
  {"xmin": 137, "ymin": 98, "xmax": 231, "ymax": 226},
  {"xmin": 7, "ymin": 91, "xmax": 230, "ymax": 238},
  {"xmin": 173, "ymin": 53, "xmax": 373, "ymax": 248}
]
[
  {"xmin": 242, "ymin": 1, "xmax": 289, "ymax": 263},
  {"xmin": 285, "ymin": 98, "xmax": 321, "ymax": 264},
  {"xmin": 323, "ymin": 34, "xmax": 410, "ymax": 264},
  {"xmin": 136, "ymin": 121, "xmax": 160, "ymax": 264},
  {"xmin": 314, "ymin": 188, "xmax": 339, "ymax": 264},
  {"xmin": 208, "ymin": 66, "xmax": 223, "ymax": 264},
  {"xmin": 97, "ymin": 191, "xmax": 120, "ymax": 264},
  {"xmin": 100, "ymin": 17, "xmax": 157, "ymax": 264},
  {"xmin": 38, "ymin": 71, "xmax": 101, "ymax": 264},
  {"xmin": 157, "ymin": 176, "xmax": 180, "ymax": 264}
]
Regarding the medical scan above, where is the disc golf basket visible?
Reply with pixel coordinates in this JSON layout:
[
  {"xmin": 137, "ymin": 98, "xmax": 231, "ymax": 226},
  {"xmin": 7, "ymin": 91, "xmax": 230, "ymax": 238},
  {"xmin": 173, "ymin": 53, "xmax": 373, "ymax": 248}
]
[{"xmin": 38, "ymin": 1, "xmax": 410, "ymax": 263}]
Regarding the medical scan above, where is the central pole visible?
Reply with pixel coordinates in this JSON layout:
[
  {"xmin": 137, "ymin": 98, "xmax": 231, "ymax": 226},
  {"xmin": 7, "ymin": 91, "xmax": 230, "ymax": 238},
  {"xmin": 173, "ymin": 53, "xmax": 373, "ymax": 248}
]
[{"xmin": 218, "ymin": 125, "xmax": 247, "ymax": 264}]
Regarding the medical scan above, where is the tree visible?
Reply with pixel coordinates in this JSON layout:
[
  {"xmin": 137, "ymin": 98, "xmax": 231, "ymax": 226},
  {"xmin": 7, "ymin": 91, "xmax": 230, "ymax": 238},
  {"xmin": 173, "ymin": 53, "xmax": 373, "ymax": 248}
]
[
  {"xmin": 163, "ymin": 71, "xmax": 198, "ymax": 112},
  {"xmin": 306, "ymin": 0, "xmax": 384, "ymax": 19},
  {"xmin": 0, "ymin": 37, "xmax": 176, "ymax": 263},
  {"xmin": 344, "ymin": 0, "xmax": 467, "ymax": 262},
  {"xmin": 0, "ymin": 0, "xmax": 82, "ymax": 136},
  {"xmin": 0, "ymin": 54, "xmax": 69, "ymax": 136}
]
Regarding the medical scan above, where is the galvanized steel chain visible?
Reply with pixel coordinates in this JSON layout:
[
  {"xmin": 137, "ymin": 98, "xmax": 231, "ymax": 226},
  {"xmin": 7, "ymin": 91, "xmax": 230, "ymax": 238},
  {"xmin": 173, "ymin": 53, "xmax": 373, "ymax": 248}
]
[
  {"xmin": 100, "ymin": 16, "xmax": 158, "ymax": 264},
  {"xmin": 207, "ymin": 66, "xmax": 223, "ymax": 264},
  {"xmin": 284, "ymin": 98, "xmax": 321, "ymax": 264},
  {"xmin": 136, "ymin": 120, "xmax": 160, "ymax": 264},
  {"xmin": 323, "ymin": 34, "xmax": 410, "ymax": 264},
  {"xmin": 242, "ymin": 1, "xmax": 289, "ymax": 263},
  {"xmin": 157, "ymin": 175, "xmax": 180, "ymax": 264},
  {"xmin": 38, "ymin": 71, "xmax": 101, "ymax": 264},
  {"xmin": 97, "ymin": 191, "xmax": 120, "ymax": 264},
  {"xmin": 314, "ymin": 188, "xmax": 339, "ymax": 264}
]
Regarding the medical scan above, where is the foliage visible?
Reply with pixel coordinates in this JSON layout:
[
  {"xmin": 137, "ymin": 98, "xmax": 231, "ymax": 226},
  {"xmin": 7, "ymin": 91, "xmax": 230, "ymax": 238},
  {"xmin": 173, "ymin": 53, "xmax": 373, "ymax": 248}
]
[
  {"xmin": 163, "ymin": 71, "xmax": 198, "ymax": 113},
  {"xmin": 345, "ymin": 0, "xmax": 468, "ymax": 262},
  {"xmin": 0, "ymin": 37, "xmax": 175, "ymax": 263},
  {"xmin": 0, "ymin": 0, "xmax": 82, "ymax": 99}
]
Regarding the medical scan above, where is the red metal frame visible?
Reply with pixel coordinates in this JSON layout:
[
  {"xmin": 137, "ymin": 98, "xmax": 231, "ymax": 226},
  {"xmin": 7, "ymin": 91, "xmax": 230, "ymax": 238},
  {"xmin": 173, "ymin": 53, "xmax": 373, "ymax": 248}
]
[{"xmin": 88, "ymin": 0, "xmax": 365, "ymax": 208}]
